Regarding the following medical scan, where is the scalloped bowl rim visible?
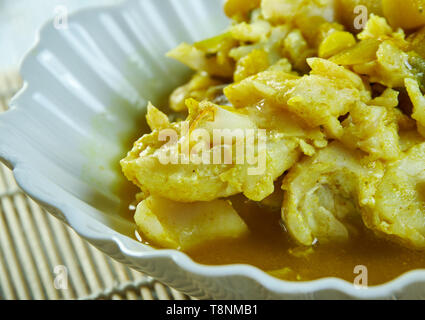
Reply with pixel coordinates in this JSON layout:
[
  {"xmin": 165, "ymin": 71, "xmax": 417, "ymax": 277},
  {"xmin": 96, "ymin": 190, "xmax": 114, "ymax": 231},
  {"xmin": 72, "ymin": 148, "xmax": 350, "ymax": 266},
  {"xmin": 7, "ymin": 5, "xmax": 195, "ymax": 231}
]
[{"xmin": 1, "ymin": 0, "xmax": 424, "ymax": 299}]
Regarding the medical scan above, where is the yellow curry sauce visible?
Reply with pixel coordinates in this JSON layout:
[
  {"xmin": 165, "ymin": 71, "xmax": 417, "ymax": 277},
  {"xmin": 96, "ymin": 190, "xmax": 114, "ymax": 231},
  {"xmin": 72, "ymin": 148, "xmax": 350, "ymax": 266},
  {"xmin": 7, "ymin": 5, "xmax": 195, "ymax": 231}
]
[
  {"xmin": 119, "ymin": 183, "xmax": 425, "ymax": 285},
  {"xmin": 118, "ymin": 171, "xmax": 425, "ymax": 286},
  {"xmin": 187, "ymin": 196, "xmax": 425, "ymax": 286}
]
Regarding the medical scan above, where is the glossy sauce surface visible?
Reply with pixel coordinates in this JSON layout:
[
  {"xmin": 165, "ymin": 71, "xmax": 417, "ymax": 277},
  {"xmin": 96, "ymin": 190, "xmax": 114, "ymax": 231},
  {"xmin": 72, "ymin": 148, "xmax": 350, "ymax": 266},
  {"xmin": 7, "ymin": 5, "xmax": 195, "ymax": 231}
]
[{"xmin": 151, "ymin": 195, "xmax": 425, "ymax": 286}]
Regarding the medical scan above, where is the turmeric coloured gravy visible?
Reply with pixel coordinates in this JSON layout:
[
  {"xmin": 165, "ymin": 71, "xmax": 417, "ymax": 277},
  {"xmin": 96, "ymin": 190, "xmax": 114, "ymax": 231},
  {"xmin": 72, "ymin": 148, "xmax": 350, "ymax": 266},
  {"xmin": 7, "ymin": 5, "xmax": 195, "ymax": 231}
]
[
  {"xmin": 186, "ymin": 196, "xmax": 425, "ymax": 285},
  {"xmin": 123, "ymin": 190, "xmax": 425, "ymax": 285},
  {"xmin": 119, "ymin": 175, "xmax": 425, "ymax": 285},
  {"xmin": 119, "ymin": 0, "xmax": 425, "ymax": 286}
]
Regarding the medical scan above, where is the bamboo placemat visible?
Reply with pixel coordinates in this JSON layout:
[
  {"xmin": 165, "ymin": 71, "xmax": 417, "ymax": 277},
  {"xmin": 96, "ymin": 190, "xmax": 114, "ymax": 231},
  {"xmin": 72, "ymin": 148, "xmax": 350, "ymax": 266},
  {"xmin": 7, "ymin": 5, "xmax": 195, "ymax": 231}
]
[{"xmin": 0, "ymin": 72, "xmax": 191, "ymax": 300}]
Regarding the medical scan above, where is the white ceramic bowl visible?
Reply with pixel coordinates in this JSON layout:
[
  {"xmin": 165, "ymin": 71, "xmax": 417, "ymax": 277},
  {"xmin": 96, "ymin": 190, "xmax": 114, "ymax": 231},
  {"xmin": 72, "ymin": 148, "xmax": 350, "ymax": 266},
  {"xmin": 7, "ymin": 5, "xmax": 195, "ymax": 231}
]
[{"xmin": 1, "ymin": 0, "xmax": 425, "ymax": 299}]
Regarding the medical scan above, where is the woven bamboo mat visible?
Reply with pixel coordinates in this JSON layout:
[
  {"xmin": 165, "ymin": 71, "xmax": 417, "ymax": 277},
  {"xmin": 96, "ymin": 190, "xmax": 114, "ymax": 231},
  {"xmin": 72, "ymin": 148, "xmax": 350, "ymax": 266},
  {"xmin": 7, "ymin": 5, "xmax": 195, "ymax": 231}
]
[{"xmin": 0, "ymin": 72, "xmax": 191, "ymax": 300}]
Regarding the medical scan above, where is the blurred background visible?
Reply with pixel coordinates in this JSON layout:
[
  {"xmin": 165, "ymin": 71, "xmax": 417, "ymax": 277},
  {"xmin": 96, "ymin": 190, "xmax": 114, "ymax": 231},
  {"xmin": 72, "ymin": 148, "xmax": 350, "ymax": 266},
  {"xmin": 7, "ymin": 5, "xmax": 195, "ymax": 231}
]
[{"xmin": 0, "ymin": 0, "xmax": 121, "ymax": 72}]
